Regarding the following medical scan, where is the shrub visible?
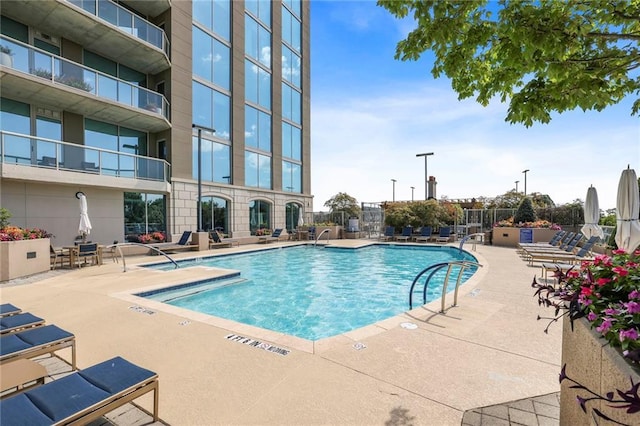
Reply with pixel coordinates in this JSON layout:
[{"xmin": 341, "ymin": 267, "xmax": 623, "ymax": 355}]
[
  {"xmin": 514, "ymin": 197, "xmax": 537, "ymax": 223},
  {"xmin": 0, "ymin": 226, "xmax": 53, "ymax": 241}
]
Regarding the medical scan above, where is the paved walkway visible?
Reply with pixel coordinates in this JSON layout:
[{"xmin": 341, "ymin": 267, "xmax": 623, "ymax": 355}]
[{"xmin": 1, "ymin": 241, "xmax": 563, "ymax": 425}]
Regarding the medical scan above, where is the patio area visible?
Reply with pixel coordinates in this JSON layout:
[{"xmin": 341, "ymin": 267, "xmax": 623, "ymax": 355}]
[{"xmin": 0, "ymin": 241, "xmax": 562, "ymax": 425}]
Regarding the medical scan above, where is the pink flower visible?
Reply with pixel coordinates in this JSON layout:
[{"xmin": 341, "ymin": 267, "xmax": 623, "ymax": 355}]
[
  {"xmin": 624, "ymin": 301, "xmax": 640, "ymax": 314},
  {"xmin": 612, "ymin": 266, "xmax": 629, "ymax": 277},
  {"xmin": 630, "ymin": 290, "xmax": 640, "ymax": 300},
  {"xmin": 596, "ymin": 318, "xmax": 614, "ymax": 333},
  {"xmin": 567, "ymin": 270, "xmax": 580, "ymax": 279},
  {"xmin": 587, "ymin": 312, "xmax": 598, "ymax": 321},
  {"xmin": 612, "ymin": 249, "xmax": 628, "ymax": 255},
  {"xmin": 596, "ymin": 278, "xmax": 611, "ymax": 287},
  {"xmin": 604, "ymin": 308, "xmax": 620, "ymax": 316},
  {"xmin": 580, "ymin": 286, "xmax": 593, "ymax": 297},
  {"xmin": 619, "ymin": 328, "xmax": 639, "ymax": 342}
]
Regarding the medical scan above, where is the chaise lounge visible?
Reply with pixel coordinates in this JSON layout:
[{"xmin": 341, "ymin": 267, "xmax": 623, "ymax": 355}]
[
  {"xmin": 413, "ymin": 226, "xmax": 432, "ymax": 243},
  {"xmin": 0, "ymin": 312, "xmax": 45, "ymax": 335},
  {"xmin": 209, "ymin": 230, "xmax": 240, "ymax": 248},
  {"xmin": 0, "ymin": 356, "xmax": 159, "ymax": 425},
  {"xmin": 0, "ymin": 303, "xmax": 21, "ymax": 318},
  {"xmin": 0, "ymin": 324, "xmax": 76, "ymax": 369},
  {"xmin": 151, "ymin": 231, "xmax": 197, "ymax": 253},
  {"xmin": 259, "ymin": 228, "xmax": 284, "ymax": 244}
]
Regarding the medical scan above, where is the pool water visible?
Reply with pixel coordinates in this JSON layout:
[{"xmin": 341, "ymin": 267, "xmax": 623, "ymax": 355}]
[{"xmin": 141, "ymin": 245, "xmax": 478, "ymax": 340}]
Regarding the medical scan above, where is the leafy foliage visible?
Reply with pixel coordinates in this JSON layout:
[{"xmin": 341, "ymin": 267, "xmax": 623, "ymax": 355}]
[
  {"xmin": 383, "ymin": 200, "xmax": 457, "ymax": 229},
  {"xmin": 378, "ymin": 0, "xmax": 640, "ymax": 126},
  {"xmin": 514, "ymin": 197, "xmax": 537, "ymax": 223},
  {"xmin": 0, "ymin": 208, "xmax": 11, "ymax": 229},
  {"xmin": 324, "ymin": 192, "xmax": 362, "ymax": 219}
]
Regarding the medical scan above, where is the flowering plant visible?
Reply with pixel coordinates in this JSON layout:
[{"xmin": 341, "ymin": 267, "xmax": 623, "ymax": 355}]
[
  {"xmin": 494, "ymin": 217, "xmax": 561, "ymax": 229},
  {"xmin": 0, "ymin": 226, "xmax": 53, "ymax": 241},
  {"xmin": 138, "ymin": 232, "xmax": 165, "ymax": 244}
]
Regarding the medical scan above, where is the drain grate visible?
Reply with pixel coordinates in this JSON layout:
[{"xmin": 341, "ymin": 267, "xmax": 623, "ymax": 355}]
[
  {"xmin": 129, "ymin": 305, "xmax": 155, "ymax": 315},
  {"xmin": 225, "ymin": 334, "xmax": 290, "ymax": 356}
]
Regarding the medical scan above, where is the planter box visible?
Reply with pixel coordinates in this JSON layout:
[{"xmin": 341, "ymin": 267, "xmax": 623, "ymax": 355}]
[
  {"xmin": 560, "ymin": 317, "xmax": 640, "ymax": 425},
  {"xmin": 0, "ymin": 238, "xmax": 50, "ymax": 281},
  {"xmin": 491, "ymin": 227, "xmax": 558, "ymax": 247},
  {"xmin": 300, "ymin": 226, "xmax": 343, "ymax": 240}
]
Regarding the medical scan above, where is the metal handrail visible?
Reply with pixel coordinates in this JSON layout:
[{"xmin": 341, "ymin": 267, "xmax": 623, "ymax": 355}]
[
  {"xmin": 106, "ymin": 242, "xmax": 179, "ymax": 272},
  {"xmin": 408, "ymin": 260, "xmax": 483, "ymax": 312},
  {"xmin": 314, "ymin": 229, "xmax": 330, "ymax": 246},
  {"xmin": 458, "ymin": 233, "xmax": 486, "ymax": 251}
]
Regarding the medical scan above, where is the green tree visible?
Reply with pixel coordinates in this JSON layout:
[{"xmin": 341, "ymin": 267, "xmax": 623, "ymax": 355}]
[
  {"xmin": 514, "ymin": 197, "xmax": 537, "ymax": 223},
  {"xmin": 378, "ymin": 0, "xmax": 640, "ymax": 126},
  {"xmin": 0, "ymin": 208, "xmax": 11, "ymax": 229},
  {"xmin": 324, "ymin": 192, "xmax": 361, "ymax": 219}
]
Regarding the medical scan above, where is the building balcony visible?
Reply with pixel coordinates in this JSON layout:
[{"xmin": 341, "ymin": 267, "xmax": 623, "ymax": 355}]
[
  {"xmin": 0, "ymin": 131, "xmax": 171, "ymax": 193},
  {"xmin": 0, "ymin": 36, "xmax": 170, "ymax": 133},
  {"xmin": 120, "ymin": 0, "xmax": 171, "ymax": 20},
  {"xmin": 1, "ymin": 0, "xmax": 170, "ymax": 75}
]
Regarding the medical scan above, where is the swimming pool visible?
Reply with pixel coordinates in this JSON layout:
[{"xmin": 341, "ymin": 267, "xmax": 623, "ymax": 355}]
[{"xmin": 140, "ymin": 245, "xmax": 478, "ymax": 340}]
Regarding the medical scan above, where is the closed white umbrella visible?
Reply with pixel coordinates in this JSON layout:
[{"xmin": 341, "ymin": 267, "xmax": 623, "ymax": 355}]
[
  {"xmin": 581, "ymin": 186, "xmax": 604, "ymax": 239},
  {"xmin": 615, "ymin": 167, "xmax": 640, "ymax": 253},
  {"xmin": 77, "ymin": 192, "xmax": 92, "ymax": 243},
  {"xmin": 297, "ymin": 213, "xmax": 304, "ymax": 227}
]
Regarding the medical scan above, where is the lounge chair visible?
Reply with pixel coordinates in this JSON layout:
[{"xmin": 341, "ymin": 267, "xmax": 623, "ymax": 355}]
[
  {"xmin": 209, "ymin": 230, "xmax": 239, "ymax": 248},
  {"xmin": 0, "ymin": 312, "xmax": 45, "ymax": 335},
  {"xmin": 414, "ymin": 226, "xmax": 433, "ymax": 243},
  {"xmin": 379, "ymin": 226, "xmax": 395, "ymax": 241},
  {"xmin": 435, "ymin": 226, "xmax": 451, "ymax": 243},
  {"xmin": 0, "ymin": 356, "xmax": 159, "ymax": 424},
  {"xmin": 0, "ymin": 304, "xmax": 21, "ymax": 317},
  {"xmin": 395, "ymin": 226, "xmax": 413, "ymax": 242},
  {"xmin": 0, "ymin": 324, "xmax": 76, "ymax": 369},
  {"xmin": 526, "ymin": 240, "xmax": 596, "ymax": 266},
  {"xmin": 258, "ymin": 228, "xmax": 284, "ymax": 244},
  {"xmin": 152, "ymin": 231, "xmax": 197, "ymax": 253},
  {"xmin": 517, "ymin": 231, "xmax": 567, "ymax": 252},
  {"xmin": 521, "ymin": 234, "xmax": 583, "ymax": 258}
]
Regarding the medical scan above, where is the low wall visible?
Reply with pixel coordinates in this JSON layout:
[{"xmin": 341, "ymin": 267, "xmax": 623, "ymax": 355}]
[
  {"xmin": 560, "ymin": 317, "xmax": 640, "ymax": 425},
  {"xmin": 0, "ymin": 238, "xmax": 50, "ymax": 281},
  {"xmin": 492, "ymin": 227, "xmax": 558, "ymax": 247}
]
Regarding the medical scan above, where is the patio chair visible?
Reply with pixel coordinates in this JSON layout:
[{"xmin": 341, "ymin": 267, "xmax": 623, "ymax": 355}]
[
  {"xmin": 308, "ymin": 226, "xmax": 317, "ymax": 240},
  {"xmin": 0, "ymin": 356, "xmax": 159, "ymax": 425},
  {"xmin": 526, "ymin": 239, "xmax": 597, "ymax": 266},
  {"xmin": 259, "ymin": 228, "xmax": 284, "ymax": 244},
  {"xmin": 414, "ymin": 226, "xmax": 433, "ymax": 243},
  {"xmin": 517, "ymin": 231, "xmax": 568, "ymax": 252},
  {"xmin": 395, "ymin": 226, "xmax": 413, "ymax": 242},
  {"xmin": 0, "ymin": 303, "xmax": 21, "ymax": 318},
  {"xmin": 209, "ymin": 230, "xmax": 239, "ymax": 248},
  {"xmin": 0, "ymin": 324, "xmax": 76, "ymax": 369},
  {"xmin": 151, "ymin": 231, "xmax": 197, "ymax": 253},
  {"xmin": 521, "ymin": 234, "xmax": 583, "ymax": 258},
  {"xmin": 72, "ymin": 243, "xmax": 100, "ymax": 267},
  {"xmin": 0, "ymin": 312, "xmax": 45, "ymax": 335},
  {"xmin": 50, "ymin": 244, "xmax": 70, "ymax": 270},
  {"xmin": 379, "ymin": 226, "xmax": 395, "ymax": 241},
  {"xmin": 435, "ymin": 226, "xmax": 451, "ymax": 243}
]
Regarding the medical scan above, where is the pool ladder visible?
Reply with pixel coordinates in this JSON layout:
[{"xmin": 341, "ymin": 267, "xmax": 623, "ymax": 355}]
[
  {"xmin": 458, "ymin": 233, "xmax": 486, "ymax": 251},
  {"xmin": 314, "ymin": 229, "xmax": 330, "ymax": 246},
  {"xmin": 107, "ymin": 242, "xmax": 180, "ymax": 272},
  {"xmin": 408, "ymin": 261, "xmax": 482, "ymax": 312}
]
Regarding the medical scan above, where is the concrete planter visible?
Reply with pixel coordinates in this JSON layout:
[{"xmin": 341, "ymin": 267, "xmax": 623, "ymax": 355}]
[
  {"xmin": 0, "ymin": 238, "xmax": 50, "ymax": 281},
  {"xmin": 492, "ymin": 227, "xmax": 558, "ymax": 247},
  {"xmin": 560, "ymin": 316, "xmax": 640, "ymax": 425}
]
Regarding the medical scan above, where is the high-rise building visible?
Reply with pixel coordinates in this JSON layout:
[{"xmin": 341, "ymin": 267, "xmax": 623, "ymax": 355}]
[{"xmin": 0, "ymin": 0, "xmax": 311, "ymax": 245}]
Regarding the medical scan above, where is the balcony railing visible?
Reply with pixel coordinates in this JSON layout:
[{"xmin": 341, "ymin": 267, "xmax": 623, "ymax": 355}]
[
  {"xmin": 0, "ymin": 36, "xmax": 169, "ymax": 120},
  {"xmin": 0, "ymin": 131, "xmax": 170, "ymax": 183},
  {"xmin": 67, "ymin": 0, "xmax": 170, "ymax": 58}
]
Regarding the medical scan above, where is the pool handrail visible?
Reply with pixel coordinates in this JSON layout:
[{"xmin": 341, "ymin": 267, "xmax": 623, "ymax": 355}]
[
  {"xmin": 107, "ymin": 242, "xmax": 179, "ymax": 272},
  {"xmin": 314, "ymin": 229, "xmax": 331, "ymax": 246},
  {"xmin": 408, "ymin": 260, "xmax": 483, "ymax": 312},
  {"xmin": 458, "ymin": 233, "xmax": 486, "ymax": 251}
]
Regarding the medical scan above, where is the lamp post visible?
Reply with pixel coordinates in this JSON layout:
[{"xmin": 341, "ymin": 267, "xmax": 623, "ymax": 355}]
[
  {"xmin": 522, "ymin": 169, "xmax": 530, "ymax": 196},
  {"xmin": 515, "ymin": 180, "xmax": 519, "ymax": 192},
  {"xmin": 192, "ymin": 124, "xmax": 216, "ymax": 232},
  {"xmin": 416, "ymin": 152, "xmax": 434, "ymax": 200},
  {"xmin": 391, "ymin": 179, "xmax": 397, "ymax": 202},
  {"xmin": 410, "ymin": 186, "xmax": 415, "ymax": 202}
]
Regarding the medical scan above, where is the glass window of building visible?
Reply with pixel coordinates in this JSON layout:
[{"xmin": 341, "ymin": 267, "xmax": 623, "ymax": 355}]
[
  {"xmin": 281, "ymin": 45, "xmax": 301, "ymax": 88},
  {"xmin": 282, "ymin": 83, "xmax": 301, "ymax": 124},
  {"xmin": 249, "ymin": 200, "xmax": 271, "ymax": 235},
  {"xmin": 84, "ymin": 119, "xmax": 147, "ymax": 177},
  {"xmin": 282, "ymin": 160, "xmax": 301, "ymax": 193},
  {"xmin": 193, "ymin": 25, "xmax": 230, "ymax": 90},
  {"xmin": 282, "ymin": 6, "xmax": 301, "ymax": 53},
  {"xmin": 193, "ymin": 81, "xmax": 231, "ymax": 140},
  {"xmin": 245, "ymin": 60, "xmax": 271, "ymax": 110},
  {"xmin": 35, "ymin": 115, "xmax": 61, "ymax": 162},
  {"xmin": 1, "ymin": 97, "xmax": 30, "ymax": 165},
  {"xmin": 245, "ymin": 105, "xmax": 271, "ymax": 152},
  {"xmin": 245, "ymin": 14, "xmax": 271, "ymax": 68},
  {"xmin": 246, "ymin": 0, "xmax": 271, "ymax": 27},
  {"xmin": 124, "ymin": 192, "xmax": 166, "ymax": 242},
  {"xmin": 201, "ymin": 196, "xmax": 229, "ymax": 233},
  {"xmin": 192, "ymin": 136, "xmax": 231, "ymax": 184},
  {"xmin": 285, "ymin": 202, "xmax": 302, "ymax": 232},
  {"xmin": 193, "ymin": 0, "xmax": 230, "ymax": 41},
  {"xmin": 283, "ymin": 0, "xmax": 301, "ymax": 18},
  {"xmin": 282, "ymin": 122, "xmax": 301, "ymax": 160},
  {"xmin": 245, "ymin": 151, "xmax": 271, "ymax": 189}
]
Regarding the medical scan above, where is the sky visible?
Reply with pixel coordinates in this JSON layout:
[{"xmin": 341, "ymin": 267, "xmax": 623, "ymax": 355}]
[{"xmin": 308, "ymin": 0, "xmax": 639, "ymax": 212}]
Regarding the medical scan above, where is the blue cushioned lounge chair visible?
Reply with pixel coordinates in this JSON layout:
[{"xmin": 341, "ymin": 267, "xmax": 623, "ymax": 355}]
[
  {"xmin": 435, "ymin": 226, "xmax": 451, "ymax": 243},
  {"xmin": 379, "ymin": 226, "xmax": 395, "ymax": 241},
  {"xmin": 0, "ymin": 312, "xmax": 45, "ymax": 334},
  {"xmin": 414, "ymin": 226, "xmax": 432, "ymax": 243},
  {"xmin": 259, "ymin": 228, "xmax": 284, "ymax": 244},
  {"xmin": 526, "ymin": 239, "xmax": 597, "ymax": 266},
  {"xmin": 151, "ymin": 231, "xmax": 197, "ymax": 253},
  {"xmin": 0, "ymin": 356, "xmax": 159, "ymax": 425},
  {"xmin": 0, "ymin": 324, "xmax": 76, "ymax": 369},
  {"xmin": 0, "ymin": 303, "xmax": 21, "ymax": 317},
  {"xmin": 395, "ymin": 226, "xmax": 413, "ymax": 242}
]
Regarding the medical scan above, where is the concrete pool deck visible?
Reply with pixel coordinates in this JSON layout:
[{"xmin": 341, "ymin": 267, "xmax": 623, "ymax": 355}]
[{"xmin": 0, "ymin": 240, "xmax": 562, "ymax": 425}]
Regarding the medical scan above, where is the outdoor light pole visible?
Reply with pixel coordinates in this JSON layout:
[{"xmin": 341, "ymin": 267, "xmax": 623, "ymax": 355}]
[
  {"xmin": 410, "ymin": 186, "xmax": 415, "ymax": 202},
  {"xmin": 515, "ymin": 180, "xmax": 519, "ymax": 192},
  {"xmin": 192, "ymin": 124, "xmax": 216, "ymax": 232},
  {"xmin": 416, "ymin": 152, "xmax": 434, "ymax": 200},
  {"xmin": 522, "ymin": 169, "xmax": 530, "ymax": 196},
  {"xmin": 391, "ymin": 179, "xmax": 397, "ymax": 202}
]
